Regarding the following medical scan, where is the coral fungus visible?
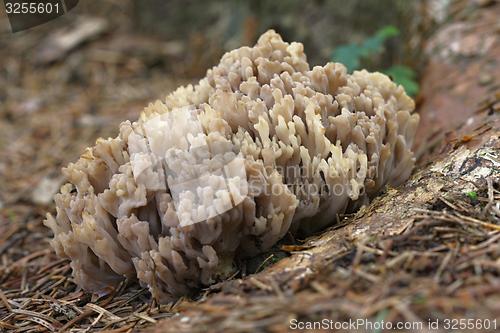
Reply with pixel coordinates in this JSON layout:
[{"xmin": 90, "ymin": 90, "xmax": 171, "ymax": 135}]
[{"xmin": 45, "ymin": 30, "xmax": 419, "ymax": 302}]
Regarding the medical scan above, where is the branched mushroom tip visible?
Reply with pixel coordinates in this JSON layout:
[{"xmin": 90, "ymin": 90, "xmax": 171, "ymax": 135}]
[{"xmin": 44, "ymin": 30, "xmax": 419, "ymax": 302}]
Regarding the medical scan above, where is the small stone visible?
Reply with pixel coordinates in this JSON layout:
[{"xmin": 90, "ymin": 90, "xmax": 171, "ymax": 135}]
[
  {"xmin": 32, "ymin": 176, "xmax": 64, "ymax": 205},
  {"xmin": 478, "ymin": 73, "xmax": 493, "ymax": 86}
]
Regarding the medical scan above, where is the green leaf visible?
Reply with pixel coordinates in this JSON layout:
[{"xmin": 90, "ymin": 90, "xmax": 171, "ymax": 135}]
[
  {"xmin": 360, "ymin": 35, "xmax": 384, "ymax": 55},
  {"xmin": 361, "ymin": 25, "xmax": 400, "ymax": 55},
  {"xmin": 397, "ymin": 77, "xmax": 419, "ymax": 96},
  {"xmin": 331, "ymin": 25, "xmax": 401, "ymax": 72},
  {"xmin": 331, "ymin": 44, "xmax": 362, "ymax": 72},
  {"xmin": 375, "ymin": 25, "xmax": 400, "ymax": 39},
  {"xmin": 383, "ymin": 65, "xmax": 419, "ymax": 96},
  {"xmin": 385, "ymin": 65, "xmax": 416, "ymax": 78},
  {"xmin": 466, "ymin": 191, "xmax": 478, "ymax": 201}
]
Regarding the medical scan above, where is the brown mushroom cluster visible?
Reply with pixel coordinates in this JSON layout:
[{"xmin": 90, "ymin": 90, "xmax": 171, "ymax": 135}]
[{"xmin": 44, "ymin": 30, "xmax": 419, "ymax": 302}]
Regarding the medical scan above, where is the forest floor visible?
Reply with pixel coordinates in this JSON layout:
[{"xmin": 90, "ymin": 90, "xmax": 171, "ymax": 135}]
[{"xmin": 0, "ymin": 1, "xmax": 498, "ymax": 332}]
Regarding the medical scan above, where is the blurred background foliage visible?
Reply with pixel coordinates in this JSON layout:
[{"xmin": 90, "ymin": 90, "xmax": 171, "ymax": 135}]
[
  {"xmin": 133, "ymin": 0, "xmax": 438, "ymax": 85},
  {"xmin": 0, "ymin": 0, "xmax": 445, "ymax": 104},
  {"xmin": 331, "ymin": 25, "xmax": 420, "ymax": 96}
]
